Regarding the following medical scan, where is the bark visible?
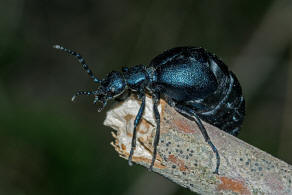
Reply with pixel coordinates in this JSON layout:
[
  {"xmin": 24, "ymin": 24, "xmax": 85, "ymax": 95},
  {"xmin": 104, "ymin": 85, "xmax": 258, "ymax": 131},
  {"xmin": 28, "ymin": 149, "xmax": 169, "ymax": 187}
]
[{"xmin": 104, "ymin": 96, "xmax": 292, "ymax": 194}]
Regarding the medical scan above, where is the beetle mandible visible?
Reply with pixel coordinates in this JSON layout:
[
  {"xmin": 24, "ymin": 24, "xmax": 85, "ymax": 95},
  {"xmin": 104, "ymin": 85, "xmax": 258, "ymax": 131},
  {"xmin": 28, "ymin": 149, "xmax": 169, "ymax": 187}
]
[{"xmin": 54, "ymin": 45, "xmax": 245, "ymax": 174}]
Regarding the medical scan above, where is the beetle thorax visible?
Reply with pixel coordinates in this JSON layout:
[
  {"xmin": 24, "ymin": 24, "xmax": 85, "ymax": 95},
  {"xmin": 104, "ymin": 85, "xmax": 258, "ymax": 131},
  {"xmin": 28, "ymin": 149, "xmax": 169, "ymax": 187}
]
[{"xmin": 122, "ymin": 65, "xmax": 149, "ymax": 91}]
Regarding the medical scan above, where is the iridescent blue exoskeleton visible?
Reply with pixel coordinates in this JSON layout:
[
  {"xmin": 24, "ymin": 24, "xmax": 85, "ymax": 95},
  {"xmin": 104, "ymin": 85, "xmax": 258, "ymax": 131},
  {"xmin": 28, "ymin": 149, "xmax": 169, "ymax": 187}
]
[{"xmin": 54, "ymin": 45, "xmax": 245, "ymax": 174}]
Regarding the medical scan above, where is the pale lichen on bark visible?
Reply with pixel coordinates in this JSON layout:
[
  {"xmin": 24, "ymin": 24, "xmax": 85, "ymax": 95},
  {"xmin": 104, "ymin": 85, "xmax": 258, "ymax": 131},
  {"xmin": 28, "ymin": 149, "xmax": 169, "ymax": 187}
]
[{"xmin": 104, "ymin": 95, "xmax": 292, "ymax": 194}]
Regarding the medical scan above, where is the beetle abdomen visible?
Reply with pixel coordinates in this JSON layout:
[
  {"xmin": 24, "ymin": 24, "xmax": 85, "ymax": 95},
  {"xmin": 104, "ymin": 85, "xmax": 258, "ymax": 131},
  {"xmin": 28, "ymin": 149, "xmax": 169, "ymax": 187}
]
[
  {"xmin": 197, "ymin": 72, "xmax": 245, "ymax": 136},
  {"xmin": 150, "ymin": 47, "xmax": 245, "ymax": 136}
]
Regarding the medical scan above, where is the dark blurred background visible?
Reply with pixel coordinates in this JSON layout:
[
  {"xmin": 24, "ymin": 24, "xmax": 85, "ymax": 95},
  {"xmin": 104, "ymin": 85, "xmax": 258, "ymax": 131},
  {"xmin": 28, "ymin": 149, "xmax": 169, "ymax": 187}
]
[{"xmin": 1, "ymin": 0, "xmax": 292, "ymax": 194}]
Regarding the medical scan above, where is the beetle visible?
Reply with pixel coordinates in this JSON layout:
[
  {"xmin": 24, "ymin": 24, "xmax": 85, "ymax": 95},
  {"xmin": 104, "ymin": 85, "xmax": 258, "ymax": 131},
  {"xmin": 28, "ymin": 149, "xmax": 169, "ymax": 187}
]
[{"xmin": 53, "ymin": 45, "xmax": 245, "ymax": 174}]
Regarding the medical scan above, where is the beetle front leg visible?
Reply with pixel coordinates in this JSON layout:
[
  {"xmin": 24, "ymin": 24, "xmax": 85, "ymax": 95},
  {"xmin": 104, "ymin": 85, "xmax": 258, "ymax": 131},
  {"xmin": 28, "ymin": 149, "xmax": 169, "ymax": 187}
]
[
  {"xmin": 128, "ymin": 93, "xmax": 146, "ymax": 166},
  {"xmin": 149, "ymin": 93, "xmax": 160, "ymax": 171}
]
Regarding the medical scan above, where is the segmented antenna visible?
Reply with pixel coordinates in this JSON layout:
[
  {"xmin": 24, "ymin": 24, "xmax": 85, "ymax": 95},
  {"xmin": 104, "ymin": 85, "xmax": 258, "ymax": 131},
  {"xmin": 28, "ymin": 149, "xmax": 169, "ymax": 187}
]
[
  {"xmin": 53, "ymin": 45, "xmax": 100, "ymax": 83},
  {"xmin": 71, "ymin": 90, "xmax": 95, "ymax": 102}
]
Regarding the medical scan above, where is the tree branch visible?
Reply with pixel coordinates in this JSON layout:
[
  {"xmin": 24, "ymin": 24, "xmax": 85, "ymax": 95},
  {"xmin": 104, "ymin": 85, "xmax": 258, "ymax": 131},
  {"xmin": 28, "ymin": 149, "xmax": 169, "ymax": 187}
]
[{"xmin": 104, "ymin": 96, "xmax": 292, "ymax": 194}]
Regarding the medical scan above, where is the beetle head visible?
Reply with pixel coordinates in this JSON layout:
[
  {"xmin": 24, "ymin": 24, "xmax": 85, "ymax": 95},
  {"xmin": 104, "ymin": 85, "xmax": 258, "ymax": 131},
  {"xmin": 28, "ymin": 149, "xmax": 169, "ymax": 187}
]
[{"xmin": 93, "ymin": 71, "xmax": 126, "ymax": 111}]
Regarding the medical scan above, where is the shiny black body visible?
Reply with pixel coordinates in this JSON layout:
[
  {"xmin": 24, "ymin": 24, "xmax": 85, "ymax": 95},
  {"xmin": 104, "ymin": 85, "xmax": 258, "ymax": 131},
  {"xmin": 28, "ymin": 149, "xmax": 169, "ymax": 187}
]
[
  {"xmin": 149, "ymin": 47, "xmax": 245, "ymax": 136},
  {"xmin": 54, "ymin": 45, "xmax": 245, "ymax": 174}
]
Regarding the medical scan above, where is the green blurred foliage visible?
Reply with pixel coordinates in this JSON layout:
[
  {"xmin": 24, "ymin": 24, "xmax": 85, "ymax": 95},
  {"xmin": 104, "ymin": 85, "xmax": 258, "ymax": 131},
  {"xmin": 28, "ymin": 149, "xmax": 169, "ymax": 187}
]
[{"xmin": 0, "ymin": 103, "xmax": 144, "ymax": 195}]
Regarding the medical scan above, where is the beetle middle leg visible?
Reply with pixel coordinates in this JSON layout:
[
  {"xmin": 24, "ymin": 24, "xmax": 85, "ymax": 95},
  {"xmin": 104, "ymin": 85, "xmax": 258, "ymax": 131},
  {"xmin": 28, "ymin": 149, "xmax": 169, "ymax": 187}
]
[
  {"xmin": 166, "ymin": 99, "xmax": 220, "ymax": 174},
  {"xmin": 128, "ymin": 94, "xmax": 146, "ymax": 166}
]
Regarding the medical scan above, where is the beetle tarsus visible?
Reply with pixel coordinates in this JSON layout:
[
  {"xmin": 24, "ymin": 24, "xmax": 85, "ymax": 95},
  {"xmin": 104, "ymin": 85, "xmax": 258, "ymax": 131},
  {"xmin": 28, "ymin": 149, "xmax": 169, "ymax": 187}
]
[
  {"xmin": 208, "ymin": 140, "xmax": 220, "ymax": 175},
  {"xmin": 128, "ymin": 154, "xmax": 134, "ymax": 166}
]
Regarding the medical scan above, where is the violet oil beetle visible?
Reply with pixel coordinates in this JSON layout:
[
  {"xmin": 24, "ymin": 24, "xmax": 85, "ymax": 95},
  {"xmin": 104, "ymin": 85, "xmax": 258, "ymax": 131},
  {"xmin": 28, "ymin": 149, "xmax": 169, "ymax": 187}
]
[{"xmin": 54, "ymin": 45, "xmax": 245, "ymax": 174}]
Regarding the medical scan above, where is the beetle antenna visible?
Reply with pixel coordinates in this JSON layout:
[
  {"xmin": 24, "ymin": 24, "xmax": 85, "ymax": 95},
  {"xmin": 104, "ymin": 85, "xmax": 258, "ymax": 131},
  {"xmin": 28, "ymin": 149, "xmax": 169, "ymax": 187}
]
[
  {"xmin": 53, "ymin": 45, "xmax": 100, "ymax": 84},
  {"xmin": 71, "ymin": 90, "xmax": 96, "ymax": 102}
]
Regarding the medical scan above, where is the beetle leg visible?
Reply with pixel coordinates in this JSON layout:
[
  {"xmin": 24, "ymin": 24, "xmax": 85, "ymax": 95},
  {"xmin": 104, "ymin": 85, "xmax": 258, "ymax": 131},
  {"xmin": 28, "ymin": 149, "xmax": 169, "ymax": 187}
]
[
  {"xmin": 193, "ymin": 113, "xmax": 220, "ymax": 174},
  {"xmin": 128, "ymin": 93, "xmax": 146, "ymax": 166},
  {"xmin": 169, "ymin": 101, "xmax": 220, "ymax": 174},
  {"xmin": 149, "ymin": 93, "xmax": 160, "ymax": 171}
]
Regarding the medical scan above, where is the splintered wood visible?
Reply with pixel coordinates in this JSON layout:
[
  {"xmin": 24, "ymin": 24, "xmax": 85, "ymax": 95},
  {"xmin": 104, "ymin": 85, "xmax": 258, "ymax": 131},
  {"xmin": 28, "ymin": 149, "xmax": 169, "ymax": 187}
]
[{"xmin": 104, "ymin": 95, "xmax": 292, "ymax": 194}]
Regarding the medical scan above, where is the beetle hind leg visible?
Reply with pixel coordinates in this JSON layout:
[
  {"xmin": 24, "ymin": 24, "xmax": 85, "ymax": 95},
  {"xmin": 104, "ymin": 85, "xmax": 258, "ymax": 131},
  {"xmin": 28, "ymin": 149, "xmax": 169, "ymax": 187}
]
[{"xmin": 167, "ymin": 100, "xmax": 220, "ymax": 174}]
